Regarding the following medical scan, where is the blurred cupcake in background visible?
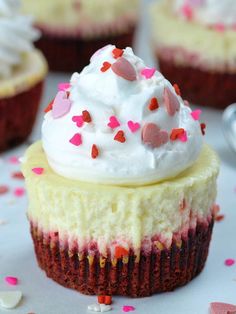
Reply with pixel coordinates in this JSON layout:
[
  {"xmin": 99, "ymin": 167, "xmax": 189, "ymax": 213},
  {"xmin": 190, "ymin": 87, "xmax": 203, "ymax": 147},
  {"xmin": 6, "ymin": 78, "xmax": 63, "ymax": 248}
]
[
  {"xmin": 0, "ymin": 0, "xmax": 47, "ymax": 152},
  {"xmin": 21, "ymin": 0, "xmax": 140, "ymax": 72},
  {"xmin": 150, "ymin": 0, "xmax": 236, "ymax": 109}
]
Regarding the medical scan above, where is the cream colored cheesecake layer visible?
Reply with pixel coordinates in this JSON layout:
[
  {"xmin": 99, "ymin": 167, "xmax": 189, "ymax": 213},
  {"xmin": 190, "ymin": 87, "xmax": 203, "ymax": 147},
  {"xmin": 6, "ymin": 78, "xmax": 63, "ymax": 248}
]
[
  {"xmin": 22, "ymin": 142, "xmax": 219, "ymax": 253},
  {"xmin": 0, "ymin": 50, "xmax": 48, "ymax": 98},
  {"xmin": 150, "ymin": 1, "xmax": 236, "ymax": 72}
]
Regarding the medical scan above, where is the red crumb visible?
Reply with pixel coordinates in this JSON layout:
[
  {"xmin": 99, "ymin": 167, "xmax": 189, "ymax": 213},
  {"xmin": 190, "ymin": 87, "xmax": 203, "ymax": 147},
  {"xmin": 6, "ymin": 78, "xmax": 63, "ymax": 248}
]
[{"xmin": 82, "ymin": 110, "xmax": 92, "ymax": 123}]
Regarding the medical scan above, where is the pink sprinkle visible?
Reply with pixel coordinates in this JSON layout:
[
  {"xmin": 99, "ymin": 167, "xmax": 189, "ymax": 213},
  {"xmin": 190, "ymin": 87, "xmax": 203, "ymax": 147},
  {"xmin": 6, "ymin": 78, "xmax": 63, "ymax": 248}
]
[
  {"xmin": 13, "ymin": 187, "xmax": 25, "ymax": 197},
  {"xmin": 32, "ymin": 167, "xmax": 44, "ymax": 175},
  {"xmin": 123, "ymin": 305, "xmax": 135, "ymax": 312},
  {"xmin": 5, "ymin": 276, "xmax": 18, "ymax": 286},
  {"xmin": 0, "ymin": 185, "xmax": 9, "ymax": 195},
  {"xmin": 127, "ymin": 121, "xmax": 140, "ymax": 133},
  {"xmin": 225, "ymin": 259, "xmax": 235, "ymax": 266},
  {"xmin": 72, "ymin": 116, "xmax": 84, "ymax": 128},
  {"xmin": 141, "ymin": 68, "xmax": 156, "ymax": 79},
  {"xmin": 69, "ymin": 133, "xmax": 82, "ymax": 146},
  {"xmin": 191, "ymin": 109, "xmax": 202, "ymax": 121},
  {"xmin": 107, "ymin": 116, "xmax": 120, "ymax": 129},
  {"xmin": 179, "ymin": 131, "xmax": 188, "ymax": 142},
  {"xmin": 8, "ymin": 156, "xmax": 19, "ymax": 164},
  {"xmin": 58, "ymin": 82, "xmax": 70, "ymax": 91},
  {"xmin": 181, "ymin": 4, "xmax": 193, "ymax": 20},
  {"xmin": 214, "ymin": 23, "xmax": 225, "ymax": 32}
]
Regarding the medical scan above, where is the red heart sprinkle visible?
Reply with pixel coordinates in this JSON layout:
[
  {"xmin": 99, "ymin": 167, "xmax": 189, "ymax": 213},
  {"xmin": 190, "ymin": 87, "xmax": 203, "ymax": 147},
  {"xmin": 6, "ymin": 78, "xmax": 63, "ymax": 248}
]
[
  {"xmin": 100, "ymin": 62, "xmax": 111, "ymax": 72},
  {"xmin": 163, "ymin": 87, "xmax": 180, "ymax": 116},
  {"xmin": 82, "ymin": 110, "xmax": 92, "ymax": 123},
  {"xmin": 142, "ymin": 123, "xmax": 169, "ymax": 148},
  {"xmin": 173, "ymin": 83, "xmax": 181, "ymax": 96},
  {"xmin": 44, "ymin": 99, "xmax": 54, "ymax": 113},
  {"xmin": 114, "ymin": 130, "xmax": 126, "ymax": 143},
  {"xmin": 111, "ymin": 57, "xmax": 136, "ymax": 81},
  {"xmin": 200, "ymin": 123, "xmax": 206, "ymax": 135},
  {"xmin": 115, "ymin": 246, "xmax": 129, "ymax": 259},
  {"xmin": 11, "ymin": 171, "xmax": 24, "ymax": 180},
  {"xmin": 170, "ymin": 128, "xmax": 185, "ymax": 141},
  {"xmin": 112, "ymin": 48, "xmax": 124, "ymax": 59},
  {"xmin": 0, "ymin": 185, "xmax": 9, "ymax": 195},
  {"xmin": 91, "ymin": 144, "xmax": 99, "ymax": 159},
  {"xmin": 215, "ymin": 214, "xmax": 225, "ymax": 222},
  {"xmin": 148, "ymin": 97, "xmax": 159, "ymax": 111}
]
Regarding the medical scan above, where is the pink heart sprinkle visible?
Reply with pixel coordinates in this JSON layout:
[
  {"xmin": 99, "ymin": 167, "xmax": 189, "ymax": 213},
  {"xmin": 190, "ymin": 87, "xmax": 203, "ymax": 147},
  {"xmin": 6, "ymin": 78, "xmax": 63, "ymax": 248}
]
[
  {"xmin": 210, "ymin": 302, "xmax": 236, "ymax": 314},
  {"xmin": 123, "ymin": 305, "xmax": 135, "ymax": 312},
  {"xmin": 181, "ymin": 4, "xmax": 193, "ymax": 20},
  {"xmin": 13, "ymin": 187, "xmax": 25, "ymax": 197},
  {"xmin": 179, "ymin": 131, "xmax": 188, "ymax": 142},
  {"xmin": 108, "ymin": 116, "xmax": 120, "ymax": 129},
  {"xmin": 224, "ymin": 258, "xmax": 235, "ymax": 266},
  {"xmin": 127, "ymin": 121, "xmax": 140, "ymax": 133},
  {"xmin": 58, "ymin": 82, "xmax": 70, "ymax": 91},
  {"xmin": 32, "ymin": 167, "xmax": 44, "ymax": 175},
  {"xmin": 111, "ymin": 57, "xmax": 136, "ymax": 81},
  {"xmin": 163, "ymin": 87, "xmax": 180, "ymax": 116},
  {"xmin": 69, "ymin": 133, "xmax": 82, "ymax": 146},
  {"xmin": 72, "ymin": 115, "xmax": 84, "ymax": 128},
  {"xmin": 5, "ymin": 276, "xmax": 18, "ymax": 286},
  {"xmin": 214, "ymin": 23, "xmax": 225, "ymax": 32},
  {"xmin": 52, "ymin": 91, "xmax": 72, "ymax": 119},
  {"xmin": 191, "ymin": 109, "xmax": 202, "ymax": 121},
  {"xmin": 141, "ymin": 68, "xmax": 156, "ymax": 79},
  {"xmin": 8, "ymin": 156, "xmax": 19, "ymax": 164}
]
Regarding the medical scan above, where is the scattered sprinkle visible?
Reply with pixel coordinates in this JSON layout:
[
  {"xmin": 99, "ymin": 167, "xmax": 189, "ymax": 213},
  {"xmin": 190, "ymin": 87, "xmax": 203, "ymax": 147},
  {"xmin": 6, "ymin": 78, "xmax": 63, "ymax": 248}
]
[
  {"xmin": 91, "ymin": 144, "xmax": 99, "ymax": 159},
  {"xmin": 215, "ymin": 214, "xmax": 225, "ymax": 222},
  {"xmin": 224, "ymin": 259, "xmax": 235, "ymax": 266},
  {"xmin": 112, "ymin": 48, "xmax": 124, "ymax": 59},
  {"xmin": 69, "ymin": 133, "xmax": 82, "ymax": 146},
  {"xmin": 5, "ymin": 277, "xmax": 18, "ymax": 286},
  {"xmin": 52, "ymin": 91, "xmax": 72, "ymax": 119},
  {"xmin": 115, "ymin": 246, "xmax": 129, "ymax": 259},
  {"xmin": 214, "ymin": 23, "xmax": 225, "ymax": 32},
  {"xmin": 32, "ymin": 167, "xmax": 44, "ymax": 175},
  {"xmin": 0, "ymin": 291, "xmax": 22, "ymax": 309},
  {"xmin": 101, "ymin": 62, "xmax": 111, "ymax": 72},
  {"xmin": 111, "ymin": 57, "xmax": 136, "ymax": 81},
  {"xmin": 170, "ymin": 128, "xmax": 185, "ymax": 141},
  {"xmin": 191, "ymin": 109, "xmax": 202, "ymax": 121},
  {"xmin": 8, "ymin": 156, "xmax": 19, "ymax": 164},
  {"xmin": 210, "ymin": 302, "xmax": 236, "ymax": 314},
  {"xmin": 142, "ymin": 123, "xmax": 168, "ymax": 148},
  {"xmin": 0, "ymin": 185, "xmax": 9, "ymax": 195},
  {"xmin": 72, "ymin": 115, "xmax": 84, "ymax": 128},
  {"xmin": 122, "ymin": 305, "xmax": 135, "ymax": 312},
  {"xmin": 173, "ymin": 83, "xmax": 181, "ymax": 96},
  {"xmin": 44, "ymin": 99, "xmax": 54, "ymax": 113},
  {"xmin": 141, "ymin": 67, "xmax": 156, "ymax": 79},
  {"xmin": 107, "ymin": 116, "xmax": 120, "ymax": 129},
  {"xmin": 58, "ymin": 82, "xmax": 70, "ymax": 91},
  {"xmin": 82, "ymin": 110, "xmax": 92, "ymax": 123},
  {"xmin": 200, "ymin": 123, "xmax": 206, "ymax": 135},
  {"xmin": 181, "ymin": 4, "xmax": 193, "ymax": 20},
  {"xmin": 163, "ymin": 87, "xmax": 180, "ymax": 116},
  {"xmin": 114, "ymin": 130, "xmax": 126, "ymax": 143},
  {"xmin": 127, "ymin": 121, "xmax": 140, "ymax": 133},
  {"xmin": 148, "ymin": 97, "xmax": 159, "ymax": 111},
  {"xmin": 13, "ymin": 187, "xmax": 25, "ymax": 198},
  {"xmin": 11, "ymin": 171, "xmax": 24, "ymax": 180}
]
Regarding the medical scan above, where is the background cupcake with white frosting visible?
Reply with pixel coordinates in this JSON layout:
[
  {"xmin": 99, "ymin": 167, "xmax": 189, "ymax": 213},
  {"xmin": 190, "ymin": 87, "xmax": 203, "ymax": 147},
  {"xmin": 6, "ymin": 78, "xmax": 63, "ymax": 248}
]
[
  {"xmin": 0, "ymin": 0, "xmax": 47, "ymax": 152},
  {"xmin": 22, "ymin": 45, "xmax": 219, "ymax": 297},
  {"xmin": 150, "ymin": 0, "xmax": 236, "ymax": 109},
  {"xmin": 21, "ymin": 0, "xmax": 139, "ymax": 72}
]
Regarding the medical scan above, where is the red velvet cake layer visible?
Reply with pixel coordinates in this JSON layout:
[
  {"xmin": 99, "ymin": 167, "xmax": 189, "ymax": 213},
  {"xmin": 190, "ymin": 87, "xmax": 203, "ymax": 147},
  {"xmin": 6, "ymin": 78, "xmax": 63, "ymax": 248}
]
[
  {"xmin": 0, "ymin": 81, "xmax": 44, "ymax": 152},
  {"xmin": 31, "ymin": 219, "xmax": 214, "ymax": 297},
  {"xmin": 158, "ymin": 57, "xmax": 236, "ymax": 109},
  {"xmin": 35, "ymin": 28, "xmax": 135, "ymax": 72}
]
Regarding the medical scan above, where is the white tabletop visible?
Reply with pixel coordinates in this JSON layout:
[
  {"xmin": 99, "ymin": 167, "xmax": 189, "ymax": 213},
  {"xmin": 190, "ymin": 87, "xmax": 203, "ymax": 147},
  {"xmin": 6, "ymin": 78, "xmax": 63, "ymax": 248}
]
[{"xmin": 1, "ymin": 2, "xmax": 236, "ymax": 313}]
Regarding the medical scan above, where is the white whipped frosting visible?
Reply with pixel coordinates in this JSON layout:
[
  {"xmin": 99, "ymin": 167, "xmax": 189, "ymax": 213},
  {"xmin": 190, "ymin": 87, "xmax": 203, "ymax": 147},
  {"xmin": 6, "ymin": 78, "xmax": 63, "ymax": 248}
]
[
  {"xmin": 0, "ymin": 0, "xmax": 40, "ymax": 78},
  {"xmin": 174, "ymin": 0, "xmax": 236, "ymax": 27},
  {"xmin": 42, "ymin": 45, "xmax": 203, "ymax": 186}
]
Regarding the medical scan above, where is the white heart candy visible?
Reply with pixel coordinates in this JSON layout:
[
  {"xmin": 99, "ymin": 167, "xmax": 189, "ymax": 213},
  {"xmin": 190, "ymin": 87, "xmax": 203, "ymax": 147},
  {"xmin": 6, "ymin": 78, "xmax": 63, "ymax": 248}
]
[{"xmin": 0, "ymin": 291, "xmax": 22, "ymax": 309}]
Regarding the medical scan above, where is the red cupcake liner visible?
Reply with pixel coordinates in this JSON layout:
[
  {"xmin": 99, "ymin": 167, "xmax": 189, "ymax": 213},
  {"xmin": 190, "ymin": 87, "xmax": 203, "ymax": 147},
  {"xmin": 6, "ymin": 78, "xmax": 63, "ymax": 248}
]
[
  {"xmin": 0, "ymin": 81, "xmax": 44, "ymax": 152},
  {"xmin": 158, "ymin": 56, "xmax": 236, "ymax": 109},
  {"xmin": 30, "ymin": 218, "xmax": 214, "ymax": 297},
  {"xmin": 35, "ymin": 27, "xmax": 136, "ymax": 72}
]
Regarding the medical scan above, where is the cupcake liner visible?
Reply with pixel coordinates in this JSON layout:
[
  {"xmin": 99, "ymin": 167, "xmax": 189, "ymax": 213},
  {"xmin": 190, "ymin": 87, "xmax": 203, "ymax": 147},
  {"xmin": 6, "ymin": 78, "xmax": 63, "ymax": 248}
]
[
  {"xmin": 30, "ymin": 218, "xmax": 214, "ymax": 297},
  {"xmin": 0, "ymin": 81, "xmax": 44, "ymax": 152},
  {"xmin": 35, "ymin": 27, "xmax": 136, "ymax": 72},
  {"xmin": 158, "ymin": 56, "xmax": 236, "ymax": 109}
]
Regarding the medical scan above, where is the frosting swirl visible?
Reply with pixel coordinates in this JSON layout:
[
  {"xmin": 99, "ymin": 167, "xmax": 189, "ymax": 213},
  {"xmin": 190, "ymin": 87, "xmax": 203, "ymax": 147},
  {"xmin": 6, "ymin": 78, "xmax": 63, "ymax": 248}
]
[
  {"xmin": 174, "ymin": 0, "xmax": 236, "ymax": 28},
  {"xmin": 0, "ymin": 0, "xmax": 40, "ymax": 78},
  {"xmin": 42, "ymin": 45, "xmax": 203, "ymax": 186}
]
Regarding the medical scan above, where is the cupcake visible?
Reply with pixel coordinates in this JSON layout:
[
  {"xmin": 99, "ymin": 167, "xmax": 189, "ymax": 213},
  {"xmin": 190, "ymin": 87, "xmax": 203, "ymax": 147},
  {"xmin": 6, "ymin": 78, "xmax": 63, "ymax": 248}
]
[
  {"xmin": 0, "ymin": 0, "xmax": 47, "ymax": 152},
  {"xmin": 150, "ymin": 0, "xmax": 236, "ymax": 109},
  {"xmin": 22, "ymin": 45, "xmax": 219, "ymax": 297},
  {"xmin": 21, "ymin": 0, "xmax": 139, "ymax": 72}
]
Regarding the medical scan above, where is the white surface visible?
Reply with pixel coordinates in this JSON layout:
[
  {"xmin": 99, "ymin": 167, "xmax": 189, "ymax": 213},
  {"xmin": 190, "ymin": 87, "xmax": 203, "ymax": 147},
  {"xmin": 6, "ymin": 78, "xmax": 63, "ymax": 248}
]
[{"xmin": 1, "ymin": 1, "xmax": 236, "ymax": 313}]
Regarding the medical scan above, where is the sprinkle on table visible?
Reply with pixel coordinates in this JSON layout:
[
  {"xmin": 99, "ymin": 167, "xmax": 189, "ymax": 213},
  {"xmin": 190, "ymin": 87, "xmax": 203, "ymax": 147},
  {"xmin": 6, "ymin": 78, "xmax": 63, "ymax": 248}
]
[
  {"xmin": 0, "ymin": 185, "xmax": 9, "ymax": 195},
  {"xmin": 224, "ymin": 258, "xmax": 235, "ymax": 266},
  {"xmin": 13, "ymin": 187, "xmax": 25, "ymax": 197},
  {"xmin": 5, "ymin": 276, "xmax": 18, "ymax": 286},
  {"xmin": 8, "ymin": 156, "xmax": 19, "ymax": 164},
  {"xmin": 122, "ymin": 305, "xmax": 135, "ymax": 312},
  {"xmin": 11, "ymin": 171, "xmax": 24, "ymax": 180}
]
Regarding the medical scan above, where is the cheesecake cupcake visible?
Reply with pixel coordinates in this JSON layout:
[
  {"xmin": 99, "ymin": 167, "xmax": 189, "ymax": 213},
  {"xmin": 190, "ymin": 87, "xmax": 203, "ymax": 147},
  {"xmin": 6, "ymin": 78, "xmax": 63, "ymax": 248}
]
[
  {"xmin": 0, "ymin": 0, "xmax": 47, "ymax": 152},
  {"xmin": 150, "ymin": 0, "xmax": 236, "ymax": 109},
  {"xmin": 21, "ymin": 0, "xmax": 139, "ymax": 72},
  {"xmin": 22, "ymin": 45, "xmax": 219, "ymax": 297}
]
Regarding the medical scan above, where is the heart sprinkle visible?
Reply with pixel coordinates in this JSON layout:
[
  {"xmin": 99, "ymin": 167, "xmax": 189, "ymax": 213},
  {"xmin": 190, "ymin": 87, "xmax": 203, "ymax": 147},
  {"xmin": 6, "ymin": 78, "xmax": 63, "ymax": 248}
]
[
  {"xmin": 122, "ymin": 305, "xmax": 135, "ymax": 312},
  {"xmin": 13, "ymin": 187, "xmax": 25, "ymax": 197},
  {"xmin": 0, "ymin": 185, "xmax": 9, "ymax": 195},
  {"xmin": 214, "ymin": 23, "xmax": 225, "ymax": 32},
  {"xmin": 101, "ymin": 62, "xmax": 111, "ymax": 72},
  {"xmin": 200, "ymin": 123, "xmax": 206, "ymax": 135},
  {"xmin": 115, "ymin": 246, "xmax": 129, "ymax": 259},
  {"xmin": 210, "ymin": 302, "xmax": 236, "ymax": 314},
  {"xmin": 52, "ymin": 91, "xmax": 72, "ymax": 119},
  {"xmin": 5, "ymin": 277, "xmax": 18, "ymax": 286},
  {"xmin": 11, "ymin": 171, "xmax": 24, "ymax": 180},
  {"xmin": 114, "ymin": 130, "xmax": 126, "ymax": 143},
  {"xmin": 127, "ymin": 121, "xmax": 140, "ymax": 133},
  {"xmin": 141, "ymin": 68, "xmax": 156, "ymax": 79},
  {"xmin": 224, "ymin": 258, "xmax": 235, "ymax": 266},
  {"xmin": 111, "ymin": 57, "xmax": 136, "ymax": 81},
  {"xmin": 91, "ymin": 144, "xmax": 99, "ymax": 159},
  {"xmin": 181, "ymin": 4, "xmax": 193, "ymax": 20},
  {"xmin": 0, "ymin": 291, "xmax": 22, "ymax": 309},
  {"xmin": 69, "ymin": 133, "xmax": 82, "ymax": 146},
  {"xmin": 179, "ymin": 131, "xmax": 188, "ymax": 142},
  {"xmin": 112, "ymin": 48, "xmax": 124, "ymax": 59},
  {"xmin": 32, "ymin": 168, "xmax": 44, "ymax": 175},
  {"xmin": 215, "ymin": 214, "xmax": 225, "ymax": 222},
  {"xmin": 173, "ymin": 83, "xmax": 181, "ymax": 96},
  {"xmin": 163, "ymin": 87, "xmax": 180, "ymax": 116},
  {"xmin": 191, "ymin": 109, "xmax": 202, "ymax": 121},
  {"xmin": 72, "ymin": 115, "xmax": 84, "ymax": 128},
  {"xmin": 148, "ymin": 97, "xmax": 159, "ymax": 111},
  {"xmin": 142, "ymin": 123, "xmax": 169, "ymax": 148},
  {"xmin": 170, "ymin": 128, "xmax": 185, "ymax": 141},
  {"xmin": 58, "ymin": 82, "xmax": 70, "ymax": 91},
  {"xmin": 107, "ymin": 116, "xmax": 120, "ymax": 129},
  {"xmin": 82, "ymin": 110, "xmax": 92, "ymax": 123},
  {"xmin": 44, "ymin": 99, "xmax": 54, "ymax": 113}
]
